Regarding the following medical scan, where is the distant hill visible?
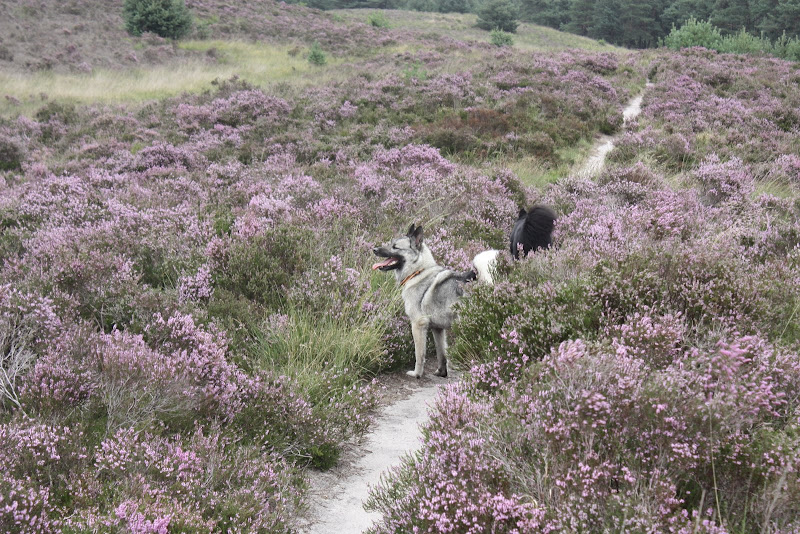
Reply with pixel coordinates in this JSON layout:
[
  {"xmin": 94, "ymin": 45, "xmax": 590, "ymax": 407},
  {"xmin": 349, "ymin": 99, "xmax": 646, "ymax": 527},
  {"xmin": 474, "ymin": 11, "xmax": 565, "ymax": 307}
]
[{"xmin": 0, "ymin": 0, "xmax": 387, "ymax": 73}]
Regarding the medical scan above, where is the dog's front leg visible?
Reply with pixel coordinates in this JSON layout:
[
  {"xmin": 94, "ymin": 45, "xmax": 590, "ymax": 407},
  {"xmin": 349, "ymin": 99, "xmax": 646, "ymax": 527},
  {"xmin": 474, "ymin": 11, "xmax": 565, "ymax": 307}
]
[{"xmin": 409, "ymin": 319, "xmax": 428, "ymax": 378}]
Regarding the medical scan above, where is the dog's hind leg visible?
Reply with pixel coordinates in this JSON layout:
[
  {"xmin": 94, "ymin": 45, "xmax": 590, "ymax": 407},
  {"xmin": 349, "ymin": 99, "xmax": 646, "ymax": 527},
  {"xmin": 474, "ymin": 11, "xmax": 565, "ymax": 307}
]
[
  {"xmin": 409, "ymin": 319, "xmax": 428, "ymax": 378},
  {"xmin": 432, "ymin": 328, "xmax": 448, "ymax": 377}
]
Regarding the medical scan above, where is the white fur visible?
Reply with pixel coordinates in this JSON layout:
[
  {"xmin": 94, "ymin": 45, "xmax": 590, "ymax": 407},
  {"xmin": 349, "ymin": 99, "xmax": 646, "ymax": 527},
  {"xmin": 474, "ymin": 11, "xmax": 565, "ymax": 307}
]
[{"xmin": 472, "ymin": 249, "xmax": 500, "ymax": 285}]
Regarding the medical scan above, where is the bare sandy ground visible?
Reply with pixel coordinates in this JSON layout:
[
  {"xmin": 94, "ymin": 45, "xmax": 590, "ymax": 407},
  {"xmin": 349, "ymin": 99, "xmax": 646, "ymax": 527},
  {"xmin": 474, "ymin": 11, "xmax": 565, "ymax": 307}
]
[
  {"xmin": 577, "ymin": 82, "xmax": 652, "ymax": 177},
  {"xmin": 299, "ymin": 361, "xmax": 455, "ymax": 534}
]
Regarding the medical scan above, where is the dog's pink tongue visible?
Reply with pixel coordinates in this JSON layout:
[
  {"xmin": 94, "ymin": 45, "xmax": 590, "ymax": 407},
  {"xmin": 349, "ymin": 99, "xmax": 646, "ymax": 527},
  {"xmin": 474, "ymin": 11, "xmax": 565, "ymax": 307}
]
[{"xmin": 372, "ymin": 258, "xmax": 395, "ymax": 270}]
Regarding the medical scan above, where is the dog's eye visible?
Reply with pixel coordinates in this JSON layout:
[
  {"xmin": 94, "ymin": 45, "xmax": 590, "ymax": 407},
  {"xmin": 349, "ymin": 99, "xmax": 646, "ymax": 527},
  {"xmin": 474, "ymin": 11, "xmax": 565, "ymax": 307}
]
[{"xmin": 392, "ymin": 244, "xmax": 398, "ymax": 249}]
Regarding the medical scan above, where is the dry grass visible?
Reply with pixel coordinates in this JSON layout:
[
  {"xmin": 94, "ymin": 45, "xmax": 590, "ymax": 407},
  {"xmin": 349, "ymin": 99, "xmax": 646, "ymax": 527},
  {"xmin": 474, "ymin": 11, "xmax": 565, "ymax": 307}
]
[
  {"xmin": 0, "ymin": 9, "xmax": 630, "ymax": 116},
  {"xmin": 0, "ymin": 41, "xmax": 345, "ymax": 115},
  {"xmin": 333, "ymin": 9, "xmax": 627, "ymax": 53}
]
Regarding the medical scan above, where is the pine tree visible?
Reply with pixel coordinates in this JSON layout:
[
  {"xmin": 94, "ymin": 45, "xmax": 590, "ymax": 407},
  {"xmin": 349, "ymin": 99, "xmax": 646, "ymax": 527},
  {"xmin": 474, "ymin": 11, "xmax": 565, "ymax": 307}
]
[
  {"xmin": 589, "ymin": 0, "xmax": 622, "ymax": 41},
  {"xmin": 660, "ymin": 0, "xmax": 714, "ymax": 32},
  {"xmin": 709, "ymin": 0, "xmax": 752, "ymax": 33},
  {"xmin": 565, "ymin": 0, "xmax": 596, "ymax": 35},
  {"xmin": 758, "ymin": 0, "xmax": 800, "ymax": 38},
  {"xmin": 122, "ymin": 0, "xmax": 193, "ymax": 39},
  {"xmin": 476, "ymin": 0, "xmax": 520, "ymax": 32},
  {"xmin": 618, "ymin": 0, "xmax": 662, "ymax": 46},
  {"xmin": 519, "ymin": 0, "xmax": 572, "ymax": 28}
]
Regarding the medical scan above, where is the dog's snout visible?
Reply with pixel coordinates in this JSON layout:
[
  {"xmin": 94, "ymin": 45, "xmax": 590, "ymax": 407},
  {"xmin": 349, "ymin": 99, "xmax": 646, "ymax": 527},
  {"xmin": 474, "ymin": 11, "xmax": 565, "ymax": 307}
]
[{"xmin": 372, "ymin": 247, "xmax": 380, "ymax": 255}]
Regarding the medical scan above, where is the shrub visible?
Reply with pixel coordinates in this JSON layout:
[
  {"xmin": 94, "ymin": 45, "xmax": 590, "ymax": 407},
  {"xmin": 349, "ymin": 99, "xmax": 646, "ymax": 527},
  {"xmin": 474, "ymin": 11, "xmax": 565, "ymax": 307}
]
[
  {"xmin": 451, "ymin": 268, "xmax": 601, "ymax": 391},
  {"xmin": 476, "ymin": 0, "xmax": 519, "ymax": 33},
  {"xmin": 90, "ymin": 427, "xmax": 302, "ymax": 532},
  {"xmin": 368, "ymin": 336, "xmax": 800, "ymax": 533},
  {"xmin": 122, "ymin": 0, "xmax": 193, "ymax": 40},
  {"xmin": 0, "ymin": 134, "xmax": 23, "ymax": 172},
  {"xmin": 719, "ymin": 28, "xmax": 772, "ymax": 54},
  {"xmin": 663, "ymin": 18, "xmax": 723, "ymax": 51},
  {"xmin": 367, "ymin": 11, "xmax": 390, "ymax": 28},
  {"xmin": 308, "ymin": 42, "xmax": 327, "ymax": 66},
  {"xmin": 213, "ymin": 225, "xmax": 313, "ymax": 308},
  {"xmin": 784, "ymin": 35, "xmax": 800, "ymax": 60},
  {"xmin": 490, "ymin": 28, "xmax": 514, "ymax": 47}
]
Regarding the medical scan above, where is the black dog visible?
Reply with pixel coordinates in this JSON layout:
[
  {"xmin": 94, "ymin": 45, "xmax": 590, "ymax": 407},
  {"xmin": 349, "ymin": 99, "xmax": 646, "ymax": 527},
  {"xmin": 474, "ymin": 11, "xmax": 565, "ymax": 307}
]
[{"xmin": 509, "ymin": 205, "xmax": 556, "ymax": 259}]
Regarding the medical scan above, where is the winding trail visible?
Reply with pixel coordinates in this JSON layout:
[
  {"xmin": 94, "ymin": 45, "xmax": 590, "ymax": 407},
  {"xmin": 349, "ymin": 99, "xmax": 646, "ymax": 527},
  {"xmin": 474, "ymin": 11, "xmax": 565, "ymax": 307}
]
[
  {"xmin": 576, "ymin": 81, "xmax": 652, "ymax": 177},
  {"xmin": 299, "ymin": 365, "xmax": 452, "ymax": 534},
  {"xmin": 298, "ymin": 81, "xmax": 652, "ymax": 534}
]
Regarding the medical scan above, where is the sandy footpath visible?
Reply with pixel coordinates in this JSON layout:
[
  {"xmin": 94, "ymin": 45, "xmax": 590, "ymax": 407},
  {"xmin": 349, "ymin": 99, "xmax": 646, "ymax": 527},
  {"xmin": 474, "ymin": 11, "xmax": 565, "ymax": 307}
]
[
  {"xmin": 577, "ymin": 82, "xmax": 652, "ymax": 177},
  {"xmin": 299, "ymin": 362, "xmax": 452, "ymax": 534}
]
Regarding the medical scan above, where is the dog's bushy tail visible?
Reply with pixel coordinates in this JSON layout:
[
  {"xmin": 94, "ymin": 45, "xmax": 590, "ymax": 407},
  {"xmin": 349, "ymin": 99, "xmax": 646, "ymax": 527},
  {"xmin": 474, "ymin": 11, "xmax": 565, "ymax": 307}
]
[
  {"xmin": 472, "ymin": 249, "xmax": 500, "ymax": 285},
  {"xmin": 510, "ymin": 205, "xmax": 556, "ymax": 259}
]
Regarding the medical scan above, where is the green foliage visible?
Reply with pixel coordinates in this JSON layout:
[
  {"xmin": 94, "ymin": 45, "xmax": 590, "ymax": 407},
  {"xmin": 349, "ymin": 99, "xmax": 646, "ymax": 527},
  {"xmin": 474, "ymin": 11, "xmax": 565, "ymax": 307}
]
[
  {"xmin": 663, "ymin": 17, "xmax": 800, "ymax": 59},
  {"xmin": 490, "ymin": 28, "xmax": 515, "ymax": 46},
  {"xmin": 122, "ymin": 0, "xmax": 193, "ymax": 40},
  {"xmin": 663, "ymin": 17, "xmax": 724, "ymax": 50},
  {"xmin": 476, "ymin": 0, "xmax": 520, "ymax": 32},
  {"xmin": 787, "ymin": 34, "xmax": 800, "ymax": 59},
  {"xmin": 402, "ymin": 60, "xmax": 428, "ymax": 82},
  {"xmin": 719, "ymin": 27, "xmax": 772, "ymax": 53},
  {"xmin": 438, "ymin": 0, "xmax": 475, "ymax": 12},
  {"xmin": 773, "ymin": 30, "xmax": 800, "ymax": 59},
  {"xmin": 0, "ymin": 135, "xmax": 23, "ymax": 171},
  {"xmin": 308, "ymin": 42, "xmax": 327, "ymax": 66},
  {"xmin": 517, "ymin": 0, "xmax": 800, "ymax": 48},
  {"xmin": 451, "ymin": 264, "xmax": 601, "ymax": 373},
  {"xmin": 367, "ymin": 11, "xmax": 391, "ymax": 27},
  {"xmin": 34, "ymin": 101, "xmax": 77, "ymax": 124},
  {"xmin": 214, "ymin": 225, "xmax": 313, "ymax": 309}
]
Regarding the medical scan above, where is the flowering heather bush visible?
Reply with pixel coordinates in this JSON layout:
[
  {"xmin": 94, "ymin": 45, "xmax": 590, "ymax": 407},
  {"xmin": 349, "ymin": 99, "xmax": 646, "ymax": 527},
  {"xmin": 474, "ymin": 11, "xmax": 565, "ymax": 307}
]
[
  {"xmin": 1, "ymin": 8, "xmax": 799, "ymax": 530},
  {"xmin": 693, "ymin": 154, "xmax": 755, "ymax": 206},
  {"xmin": 0, "ymin": 419, "xmax": 89, "ymax": 533},
  {"xmin": 370, "ymin": 337, "xmax": 800, "ymax": 532},
  {"xmin": 0, "ymin": 131, "xmax": 24, "ymax": 171},
  {"xmin": 85, "ymin": 427, "xmax": 301, "ymax": 532},
  {"xmin": 175, "ymin": 89, "xmax": 292, "ymax": 130},
  {"xmin": 615, "ymin": 48, "xmax": 800, "ymax": 175}
]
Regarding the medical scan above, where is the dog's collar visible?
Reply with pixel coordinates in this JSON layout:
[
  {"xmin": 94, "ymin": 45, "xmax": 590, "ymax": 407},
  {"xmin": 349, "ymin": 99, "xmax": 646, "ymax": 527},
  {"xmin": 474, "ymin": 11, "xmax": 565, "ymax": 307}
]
[{"xmin": 400, "ymin": 269, "xmax": 423, "ymax": 287}]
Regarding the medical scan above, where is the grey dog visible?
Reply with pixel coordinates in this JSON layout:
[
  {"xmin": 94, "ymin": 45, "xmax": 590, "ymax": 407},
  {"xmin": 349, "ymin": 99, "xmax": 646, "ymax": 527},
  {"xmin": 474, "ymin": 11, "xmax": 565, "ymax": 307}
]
[{"xmin": 372, "ymin": 224, "xmax": 475, "ymax": 378}]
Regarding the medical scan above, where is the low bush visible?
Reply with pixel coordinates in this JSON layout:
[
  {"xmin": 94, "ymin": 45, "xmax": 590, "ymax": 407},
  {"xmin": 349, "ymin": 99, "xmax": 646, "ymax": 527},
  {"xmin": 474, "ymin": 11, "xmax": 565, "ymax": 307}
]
[
  {"xmin": 211, "ymin": 225, "xmax": 313, "ymax": 309},
  {"xmin": 367, "ymin": 11, "xmax": 390, "ymax": 28},
  {"xmin": 490, "ymin": 28, "xmax": 514, "ymax": 47},
  {"xmin": 368, "ymin": 336, "xmax": 800, "ymax": 532},
  {"xmin": 0, "ymin": 134, "xmax": 24, "ymax": 172},
  {"xmin": 308, "ymin": 41, "xmax": 327, "ymax": 66}
]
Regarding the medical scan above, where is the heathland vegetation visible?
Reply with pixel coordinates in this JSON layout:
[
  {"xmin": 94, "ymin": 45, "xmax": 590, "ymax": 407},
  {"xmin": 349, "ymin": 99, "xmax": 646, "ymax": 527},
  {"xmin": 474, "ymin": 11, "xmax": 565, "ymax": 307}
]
[
  {"xmin": 1, "ymin": 1, "xmax": 799, "ymax": 532},
  {"xmin": 282, "ymin": 0, "xmax": 800, "ymax": 49}
]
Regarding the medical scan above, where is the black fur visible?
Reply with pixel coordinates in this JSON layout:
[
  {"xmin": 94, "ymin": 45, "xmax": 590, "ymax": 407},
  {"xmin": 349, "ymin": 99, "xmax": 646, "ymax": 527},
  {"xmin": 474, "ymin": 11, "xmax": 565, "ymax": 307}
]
[
  {"xmin": 510, "ymin": 205, "xmax": 556, "ymax": 259},
  {"xmin": 457, "ymin": 269, "xmax": 478, "ymax": 283}
]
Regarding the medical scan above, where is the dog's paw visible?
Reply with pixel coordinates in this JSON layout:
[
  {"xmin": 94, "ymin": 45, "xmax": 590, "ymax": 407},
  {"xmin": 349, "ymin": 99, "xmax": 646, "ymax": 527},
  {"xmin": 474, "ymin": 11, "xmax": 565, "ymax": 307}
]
[
  {"xmin": 433, "ymin": 368, "xmax": 447, "ymax": 378},
  {"xmin": 406, "ymin": 370, "xmax": 422, "ymax": 379}
]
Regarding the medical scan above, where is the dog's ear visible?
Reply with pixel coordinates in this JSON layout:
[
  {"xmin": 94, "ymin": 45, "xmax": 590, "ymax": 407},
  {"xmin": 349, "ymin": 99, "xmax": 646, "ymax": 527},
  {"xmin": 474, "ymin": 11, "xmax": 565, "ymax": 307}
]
[
  {"xmin": 406, "ymin": 223, "xmax": 416, "ymax": 237},
  {"xmin": 518, "ymin": 208, "xmax": 527, "ymax": 219},
  {"xmin": 412, "ymin": 225, "xmax": 424, "ymax": 248}
]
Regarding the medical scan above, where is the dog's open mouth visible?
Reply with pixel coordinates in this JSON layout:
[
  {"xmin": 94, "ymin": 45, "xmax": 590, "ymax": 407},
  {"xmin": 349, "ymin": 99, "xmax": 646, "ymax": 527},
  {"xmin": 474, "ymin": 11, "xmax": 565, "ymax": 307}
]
[{"xmin": 372, "ymin": 256, "xmax": 401, "ymax": 271}]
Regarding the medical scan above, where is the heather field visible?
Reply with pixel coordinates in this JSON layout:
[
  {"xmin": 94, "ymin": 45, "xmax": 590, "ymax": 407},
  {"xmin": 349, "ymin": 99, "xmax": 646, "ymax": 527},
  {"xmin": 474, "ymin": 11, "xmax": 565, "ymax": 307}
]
[{"xmin": 1, "ymin": 2, "xmax": 799, "ymax": 533}]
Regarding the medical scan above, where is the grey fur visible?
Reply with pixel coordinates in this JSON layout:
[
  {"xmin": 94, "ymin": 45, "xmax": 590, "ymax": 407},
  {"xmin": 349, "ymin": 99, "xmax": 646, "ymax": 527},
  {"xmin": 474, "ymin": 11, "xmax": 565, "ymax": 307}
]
[{"xmin": 372, "ymin": 224, "xmax": 471, "ymax": 378}]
